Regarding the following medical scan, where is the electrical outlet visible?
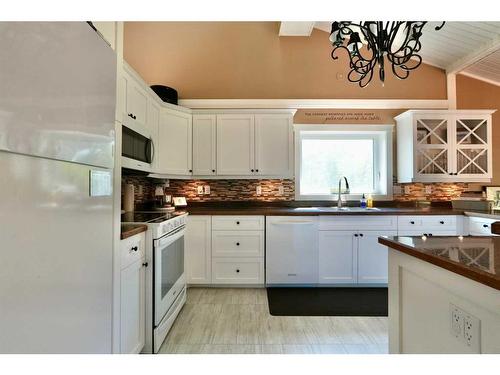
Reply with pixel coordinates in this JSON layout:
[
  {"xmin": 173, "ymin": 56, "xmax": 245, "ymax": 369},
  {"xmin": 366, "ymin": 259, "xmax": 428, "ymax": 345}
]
[
  {"xmin": 404, "ymin": 185, "xmax": 411, "ymax": 195},
  {"xmin": 425, "ymin": 185, "xmax": 433, "ymax": 194},
  {"xmin": 197, "ymin": 186, "xmax": 204, "ymax": 195},
  {"xmin": 278, "ymin": 185, "xmax": 284, "ymax": 196},
  {"xmin": 450, "ymin": 303, "xmax": 481, "ymax": 353},
  {"xmin": 256, "ymin": 185, "xmax": 262, "ymax": 196},
  {"xmin": 464, "ymin": 313, "xmax": 481, "ymax": 351},
  {"xmin": 204, "ymin": 185, "xmax": 210, "ymax": 195},
  {"xmin": 450, "ymin": 304, "xmax": 463, "ymax": 338}
]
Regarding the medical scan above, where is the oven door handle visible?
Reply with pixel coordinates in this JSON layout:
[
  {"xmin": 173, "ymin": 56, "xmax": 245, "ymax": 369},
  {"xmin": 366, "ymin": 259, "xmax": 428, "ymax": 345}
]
[{"xmin": 155, "ymin": 226, "xmax": 186, "ymax": 249}]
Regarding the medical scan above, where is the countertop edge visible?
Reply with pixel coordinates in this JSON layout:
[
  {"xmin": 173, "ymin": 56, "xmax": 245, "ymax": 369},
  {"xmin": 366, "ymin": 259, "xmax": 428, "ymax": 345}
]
[
  {"xmin": 121, "ymin": 224, "xmax": 148, "ymax": 240},
  {"xmin": 378, "ymin": 237, "xmax": 500, "ymax": 291}
]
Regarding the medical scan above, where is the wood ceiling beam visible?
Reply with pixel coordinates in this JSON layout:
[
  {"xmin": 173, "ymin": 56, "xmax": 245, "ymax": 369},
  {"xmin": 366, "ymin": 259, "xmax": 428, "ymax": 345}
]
[{"xmin": 278, "ymin": 22, "xmax": 315, "ymax": 37}]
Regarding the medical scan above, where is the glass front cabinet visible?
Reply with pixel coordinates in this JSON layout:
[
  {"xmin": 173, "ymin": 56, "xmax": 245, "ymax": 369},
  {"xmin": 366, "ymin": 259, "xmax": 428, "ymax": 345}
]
[{"xmin": 396, "ymin": 110, "xmax": 494, "ymax": 183}]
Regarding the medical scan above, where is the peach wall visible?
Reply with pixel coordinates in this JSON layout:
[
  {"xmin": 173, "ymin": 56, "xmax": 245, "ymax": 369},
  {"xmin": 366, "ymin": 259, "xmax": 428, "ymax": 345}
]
[
  {"xmin": 456, "ymin": 74, "xmax": 500, "ymax": 185},
  {"xmin": 124, "ymin": 22, "xmax": 447, "ymax": 100}
]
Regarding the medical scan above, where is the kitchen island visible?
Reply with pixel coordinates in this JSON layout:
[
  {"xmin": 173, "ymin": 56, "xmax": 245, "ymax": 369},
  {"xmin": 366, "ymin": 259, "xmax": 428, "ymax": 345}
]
[{"xmin": 379, "ymin": 236, "xmax": 500, "ymax": 354}]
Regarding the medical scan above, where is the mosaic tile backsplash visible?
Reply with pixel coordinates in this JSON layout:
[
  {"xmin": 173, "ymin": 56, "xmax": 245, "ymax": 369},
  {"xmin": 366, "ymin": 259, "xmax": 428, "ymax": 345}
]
[{"xmin": 122, "ymin": 175, "xmax": 472, "ymax": 206}]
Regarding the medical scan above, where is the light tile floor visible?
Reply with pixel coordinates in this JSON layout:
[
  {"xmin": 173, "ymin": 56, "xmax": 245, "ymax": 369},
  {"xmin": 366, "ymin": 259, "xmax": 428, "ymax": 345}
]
[{"xmin": 159, "ymin": 288, "xmax": 389, "ymax": 354}]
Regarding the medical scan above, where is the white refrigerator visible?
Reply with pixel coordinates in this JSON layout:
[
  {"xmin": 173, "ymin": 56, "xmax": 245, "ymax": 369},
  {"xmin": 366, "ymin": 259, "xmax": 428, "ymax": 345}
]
[{"xmin": 0, "ymin": 22, "xmax": 117, "ymax": 353}]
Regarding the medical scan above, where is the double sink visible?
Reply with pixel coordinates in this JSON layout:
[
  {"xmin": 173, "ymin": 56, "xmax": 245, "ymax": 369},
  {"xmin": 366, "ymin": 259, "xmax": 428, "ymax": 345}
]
[{"xmin": 293, "ymin": 207, "xmax": 381, "ymax": 212}]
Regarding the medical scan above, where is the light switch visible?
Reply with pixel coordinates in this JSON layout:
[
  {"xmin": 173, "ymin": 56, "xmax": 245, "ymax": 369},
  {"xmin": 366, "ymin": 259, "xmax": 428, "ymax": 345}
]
[
  {"xmin": 197, "ymin": 186, "xmax": 204, "ymax": 195},
  {"xmin": 256, "ymin": 186, "xmax": 262, "ymax": 196},
  {"xmin": 204, "ymin": 185, "xmax": 210, "ymax": 195},
  {"xmin": 278, "ymin": 185, "xmax": 284, "ymax": 195}
]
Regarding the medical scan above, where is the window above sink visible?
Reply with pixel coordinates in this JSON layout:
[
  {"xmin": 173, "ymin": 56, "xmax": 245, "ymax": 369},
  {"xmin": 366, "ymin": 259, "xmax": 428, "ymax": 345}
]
[{"xmin": 294, "ymin": 125, "xmax": 393, "ymax": 201}]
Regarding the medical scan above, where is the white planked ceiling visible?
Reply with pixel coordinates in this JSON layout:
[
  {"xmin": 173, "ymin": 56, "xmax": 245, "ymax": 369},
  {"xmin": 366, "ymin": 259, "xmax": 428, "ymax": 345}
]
[
  {"xmin": 461, "ymin": 49, "xmax": 500, "ymax": 86},
  {"xmin": 311, "ymin": 21, "xmax": 500, "ymax": 83}
]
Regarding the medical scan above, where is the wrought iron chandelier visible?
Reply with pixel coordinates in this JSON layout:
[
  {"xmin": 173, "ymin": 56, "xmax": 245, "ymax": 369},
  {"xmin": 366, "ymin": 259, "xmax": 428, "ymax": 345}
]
[{"xmin": 329, "ymin": 21, "xmax": 445, "ymax": 87}]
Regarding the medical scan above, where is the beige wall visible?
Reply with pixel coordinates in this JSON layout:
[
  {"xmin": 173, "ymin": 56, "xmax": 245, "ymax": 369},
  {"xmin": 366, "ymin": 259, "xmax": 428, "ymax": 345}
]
[
  {"xmin": 124, "ymin": 22, "xmax": 447, "ymax": 100},
  {"xmin": 456, "ymin": 74, "xmax": 500, "ymax": 185}
]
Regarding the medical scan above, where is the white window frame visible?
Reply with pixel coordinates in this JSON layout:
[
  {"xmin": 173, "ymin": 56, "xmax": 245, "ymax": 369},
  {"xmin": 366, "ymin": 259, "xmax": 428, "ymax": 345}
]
[{"xmin": 294, "ymin": 124, "xmax": 393, "ymax": 201}]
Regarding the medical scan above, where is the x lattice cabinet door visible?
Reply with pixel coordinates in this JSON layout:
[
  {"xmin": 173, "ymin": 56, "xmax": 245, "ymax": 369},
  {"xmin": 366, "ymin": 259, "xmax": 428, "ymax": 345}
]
[
  {"xmin": 413, "ymin": 115, "xmax": 453, "ymax": 181},
  {"xmin": 453, "ymin": 115, "xmax": 492, "ymax": 180}
]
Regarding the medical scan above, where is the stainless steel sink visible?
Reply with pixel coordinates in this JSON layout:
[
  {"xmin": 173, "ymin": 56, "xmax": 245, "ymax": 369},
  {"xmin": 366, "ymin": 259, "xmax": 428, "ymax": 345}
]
[{"xmin": 315, "ymin": 207, "xmax": 381, "ymax": 212}]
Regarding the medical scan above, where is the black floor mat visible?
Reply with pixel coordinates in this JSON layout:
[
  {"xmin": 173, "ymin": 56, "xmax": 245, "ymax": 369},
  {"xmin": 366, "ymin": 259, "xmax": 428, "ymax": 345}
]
[{"xmin": 266, "ymin": 287, "xmax": 388, "ymax": 316}]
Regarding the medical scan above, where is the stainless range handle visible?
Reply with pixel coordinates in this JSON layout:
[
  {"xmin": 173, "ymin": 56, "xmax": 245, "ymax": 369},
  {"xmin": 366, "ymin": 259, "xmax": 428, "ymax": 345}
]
[{"xmin": 156, "ymin": 226, "xmax": 186, "ymax": 249}]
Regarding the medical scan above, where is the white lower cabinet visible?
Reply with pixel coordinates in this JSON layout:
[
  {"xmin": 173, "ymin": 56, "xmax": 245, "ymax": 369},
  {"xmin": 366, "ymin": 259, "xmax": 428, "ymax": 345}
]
[
  {"xmin": 185, "ymin": 215, "xmax": 264, "ymax": 286},
  {"xmin": 319, "ymin": 231, "xmax": 357, "ymax": 284},
  {"xmin": 357, "ymin": 231, "xmax": 397, "ymax": 284},
  {"xmin": 185, "ymin": 216, "xmax": 212, "ymax": 285},
  {"xmin": 120, "ymin": 232, "xmax": 146, "ymax": 354},
  {"xmin": 318, "ymin": 230, "xmax": 396, "ymax": 285}
]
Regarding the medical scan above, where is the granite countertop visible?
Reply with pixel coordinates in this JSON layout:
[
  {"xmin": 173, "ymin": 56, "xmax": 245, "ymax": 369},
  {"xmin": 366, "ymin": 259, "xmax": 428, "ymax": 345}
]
[
  {"xmin": 121, "ymin": 224, "xmax": 148, "ymax": 240},
  {"xmin": 183, "ymin": 202, "xmax": 500, "ymax": 218},
  {"xmin": 379, "ymin": 236, "xmax": 500, "ymax": 291}
]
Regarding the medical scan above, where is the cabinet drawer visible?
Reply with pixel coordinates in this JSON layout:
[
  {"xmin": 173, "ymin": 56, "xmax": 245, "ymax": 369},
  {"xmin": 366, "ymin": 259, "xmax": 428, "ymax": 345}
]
[
  {"xmin": 212, "ymin": 231, "xmax": 264, "ymax": 257},
  {"xmin": 319, "ymin": 215, "xmax": 397, "ymax": 231},
  {"xmin": 211, "ymin": 258, "xmax": 264, "ymax": 284},
  {"xmin": 468, "ymin": 217, "xmax": 498, "ymax": 236},
  {"xmin": 212, "ymin": 216, "xmax": 264, "ymax": 231},
  {"xmin": 120, "ymin": 233, "xmax": 145, "ymax": 270},
  {"xmin": 398, "ymin": 215, "xmax": 457, "ymax": 231}
]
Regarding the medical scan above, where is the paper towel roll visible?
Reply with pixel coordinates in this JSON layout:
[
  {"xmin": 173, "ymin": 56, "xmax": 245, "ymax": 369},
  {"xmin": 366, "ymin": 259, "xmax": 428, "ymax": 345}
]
[{"xmin": 123, "ymin": 184, "xmax": 135, "ymax": 212}]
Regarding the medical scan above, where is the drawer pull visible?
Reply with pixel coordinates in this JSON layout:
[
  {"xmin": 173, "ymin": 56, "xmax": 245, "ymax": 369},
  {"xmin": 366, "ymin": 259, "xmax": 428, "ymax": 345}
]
[
  {"xmin": 236, "ymin": 242, "xmax": 240, "ymax": 246},
  {"xmin": 236, "ymin": 269, "xmax": 240, "ymax": 273},
  {"xmin": 483, "ymin": 224, "xmax": 489, "ymax": 228},
  {"xmin": 440, "ymin": 221, "xmax": 444, "ymax": 224},
  {"xmin": 131, "ymin": 246, "xmax": 138, "ymax": 252},
  {"xmin": 142, "ymin": 262, "xmax": 148, "ymax": 267}
]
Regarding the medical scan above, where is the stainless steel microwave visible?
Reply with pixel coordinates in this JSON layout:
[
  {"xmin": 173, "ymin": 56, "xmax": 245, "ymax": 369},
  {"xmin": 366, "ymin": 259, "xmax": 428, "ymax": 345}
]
[{"xmin": 121, "ymin": 125, "xmax": 155, "ymax": 172}]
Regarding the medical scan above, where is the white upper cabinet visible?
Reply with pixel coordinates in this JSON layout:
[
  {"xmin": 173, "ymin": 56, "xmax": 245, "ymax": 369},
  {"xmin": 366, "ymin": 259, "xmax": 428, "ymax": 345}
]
[
  {"xmin": 192, "ymin": 115, "xmax": 217, "ymax": 175},
  {"xmin": 255, "ymin": 114, "xmax": 293, "ymax": 177},
  {"xmin": 396, "ymin": 110, "xmax": 494, "ymax": 183},
  {"xmin": 158, "ymin": 108, "xmax": 193, "ymax": 175},
  {"xmin": 122, "ymin": 69, "xmax": 148, "ymax": 129},
  {"xmin": 213, "ymin": 112, "xmax": 294, "ymax": 177},
  {"xmin": 216, "ymin": 114, "xmax": 255, "ymax": 175}
]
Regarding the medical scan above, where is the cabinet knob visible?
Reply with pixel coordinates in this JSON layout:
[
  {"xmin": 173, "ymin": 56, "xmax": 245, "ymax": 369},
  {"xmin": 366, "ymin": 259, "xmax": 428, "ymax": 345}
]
[
  {"xmin": 142, "ymin": 262, "xmax": 148, "ymax": 267},
  {"xmin": 354, "ymin": 234, "xmax": 358, "ymax": 237},
  {"xmin": 440, "ymin": 221, "xmax": 444, "ymax": 224},
  {"xmin": 236, "ymin": 269, "xmax": 240, "ymax": 273},
  {"xmin": 131, "ymin": 246, "xmax": 138, "ymax": 252},
  {"xmin": 359, "ymin": 233, "xmax": 363, "ymax": 237},
  {"xmin": 236, "ymin": 242, "xmax": 240, "ymax": 246},
  {"xmin": 251, "ymin": 169, "xmax": 254, "ymax": 172},
  {"xmin": 428, "ymin": 233, "xmax": 433, "ymax": 236},
  {"xmin": 423, "ymin": 233, "xmax": 428, "ymax": 236},
  {"xmin": 236, "ymin": 221, "xmax": 240, "ymax": 225},
  {"xmin": 410, "ymin": 221, "xmax": 415, "ymax": 224},
  {"xmin": 255, "ymin": 169, "xmax": 259, "ymax": 172},
  {"xmin": 212, "ymin": 169, "xmax": 216, "ymax": 173},
  {"xmin": 483, "ymin": 224, "xmax": 489, "ymax": 228},
  {"xmin": 189, "ymin": 169, "xmax": 192, "ymax": 173}
]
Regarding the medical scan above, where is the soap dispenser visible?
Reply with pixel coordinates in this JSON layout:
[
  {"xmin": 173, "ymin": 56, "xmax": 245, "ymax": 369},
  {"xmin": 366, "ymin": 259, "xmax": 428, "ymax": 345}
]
[{"xmin": 360, "ymin": 194, "xmax": 367, "ymax": 208}]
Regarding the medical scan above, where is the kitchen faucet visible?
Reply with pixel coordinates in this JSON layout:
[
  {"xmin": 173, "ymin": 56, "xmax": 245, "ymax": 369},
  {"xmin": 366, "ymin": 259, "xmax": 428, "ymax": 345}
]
[{"xmin": 337, "ymin": 176, "xmax": 350, "ymax": 208}]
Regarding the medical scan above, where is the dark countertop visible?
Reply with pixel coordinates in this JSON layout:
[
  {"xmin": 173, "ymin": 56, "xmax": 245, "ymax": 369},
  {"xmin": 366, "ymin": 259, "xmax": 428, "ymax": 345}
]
[
  {"xmin": 379, "ymin": 236, "xmax": 500, "ymax": 291},
  {"xmin": 121, "ymin": 224, "xmax": 148, "ymax": 240},
  {"xmin": 185, "ymin": 202, "xmax": 500, "ymax": 220}
]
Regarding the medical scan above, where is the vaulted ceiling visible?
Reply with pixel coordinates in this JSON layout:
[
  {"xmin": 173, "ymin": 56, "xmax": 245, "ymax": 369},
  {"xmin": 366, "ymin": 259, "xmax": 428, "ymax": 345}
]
[{"xmin": 281, "ymin": 22, "xmax": 500, "ymax": 86}]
